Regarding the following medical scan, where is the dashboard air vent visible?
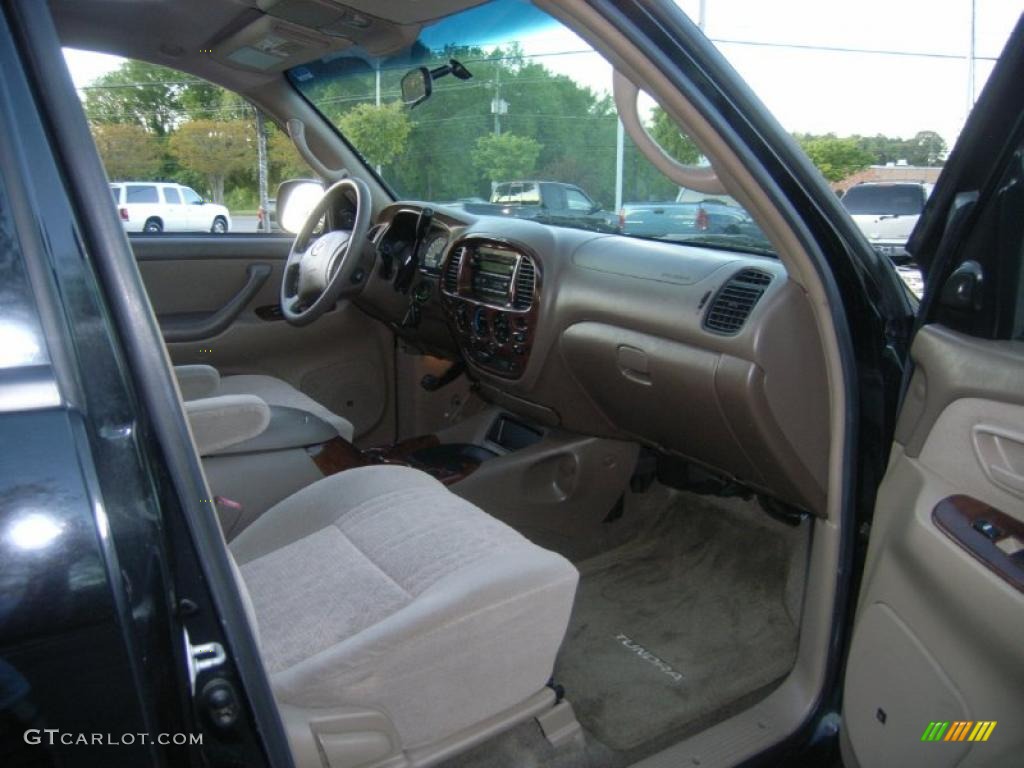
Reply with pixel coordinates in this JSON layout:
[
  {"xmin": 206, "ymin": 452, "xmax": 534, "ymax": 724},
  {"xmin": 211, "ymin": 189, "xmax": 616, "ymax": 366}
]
[
  {"xmin": 443, "ymin": 248, "xmax": 463, "ymax": 293},
  {"xmin": 703, "ymin": 268, "xmax": 773, "ymax": 334},
  {"xmin": 513, "ymin": 258, "xmax": 536, "ymax": 309}
]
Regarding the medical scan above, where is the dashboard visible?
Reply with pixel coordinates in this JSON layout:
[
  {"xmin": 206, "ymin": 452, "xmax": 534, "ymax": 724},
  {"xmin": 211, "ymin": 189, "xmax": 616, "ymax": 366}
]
[{"xmin": 358, "ymin": 203, "xmax": 831, "ymax": 516}]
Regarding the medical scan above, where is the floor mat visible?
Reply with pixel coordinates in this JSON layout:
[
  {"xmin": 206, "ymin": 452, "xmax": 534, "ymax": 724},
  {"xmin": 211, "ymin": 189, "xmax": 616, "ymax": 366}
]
[{"xmin": 553, "ymin": 493, "xmax": 800, "ymax": 753}]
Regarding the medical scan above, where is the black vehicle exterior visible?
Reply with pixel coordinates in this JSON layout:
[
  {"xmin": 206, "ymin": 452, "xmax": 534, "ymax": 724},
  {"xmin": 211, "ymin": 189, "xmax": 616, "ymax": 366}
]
[{"xmin": 0, "ymin": 2, "xmax": 290, "ymax": 766}]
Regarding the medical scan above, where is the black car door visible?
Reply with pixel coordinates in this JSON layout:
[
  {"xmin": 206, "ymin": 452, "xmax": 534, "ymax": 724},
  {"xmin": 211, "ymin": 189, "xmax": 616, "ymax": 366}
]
[{"xmin": 841, "ymin": 15, "xmax": 1024, "ymax": 768}]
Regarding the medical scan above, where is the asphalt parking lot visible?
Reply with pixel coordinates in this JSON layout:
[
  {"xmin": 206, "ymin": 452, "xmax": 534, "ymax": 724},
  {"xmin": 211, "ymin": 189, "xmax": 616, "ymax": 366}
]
[{"xmin": 232, "ymin": 214, "xmax": 260, "ymax": 233}]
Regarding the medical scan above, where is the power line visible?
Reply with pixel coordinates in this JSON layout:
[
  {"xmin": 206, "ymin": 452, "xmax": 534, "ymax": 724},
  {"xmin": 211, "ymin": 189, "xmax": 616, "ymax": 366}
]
[
  {"xmin": 80, "ymin": 79, "xmax": 206, "ymax": 89},
  {"xmin": 709, "ymin": 37, "xmax": 999, "ymax": 62}
]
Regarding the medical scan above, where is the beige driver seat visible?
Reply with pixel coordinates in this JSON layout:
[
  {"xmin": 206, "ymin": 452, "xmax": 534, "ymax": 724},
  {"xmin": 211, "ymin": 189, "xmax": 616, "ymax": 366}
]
[
  {"xmin": 175, "ymin": 364, "xmax": 354, "ymax": 441},
  {"xmin": 228, "ymin": 465, "xmax": 579, "ymax": 767}
]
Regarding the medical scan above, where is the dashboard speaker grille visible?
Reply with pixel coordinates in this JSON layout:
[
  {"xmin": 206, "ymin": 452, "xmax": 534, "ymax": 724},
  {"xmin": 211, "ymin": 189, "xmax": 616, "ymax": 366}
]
[
  {"xmin": 443, "ymin": 248, "xmax": 463, "ymax": 293},
  {"xmin": 513, "ymin": 258, "xmax": 536, "ymax": 309},
  {"xmin": 703, "ymin": 268, "xmax": 773, "ymax": 334}
]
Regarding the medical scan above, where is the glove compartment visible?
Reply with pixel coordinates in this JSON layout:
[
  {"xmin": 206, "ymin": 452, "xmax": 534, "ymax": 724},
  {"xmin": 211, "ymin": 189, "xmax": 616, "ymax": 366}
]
[{"xmin": 559, "ymin": 322, "xmax": 760, "ymax": 486}]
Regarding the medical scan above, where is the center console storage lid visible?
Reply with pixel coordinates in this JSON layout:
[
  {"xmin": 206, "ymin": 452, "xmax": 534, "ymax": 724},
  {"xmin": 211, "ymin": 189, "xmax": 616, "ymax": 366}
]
[{"xmin": 207, "ymin": 405, "xmax": 337, "ymax": 456}]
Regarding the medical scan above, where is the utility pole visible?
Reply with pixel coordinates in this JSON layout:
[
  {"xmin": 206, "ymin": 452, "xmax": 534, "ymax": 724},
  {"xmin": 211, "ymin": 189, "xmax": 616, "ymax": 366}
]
[
  {"xmin": 375, "ymin": 62, "xmax": 382, "ymax": 175},
  {"xmin": 255, "ymin": 107, "xmax": 269, "ymax": 233},
  {"xmin": 615, "ymin": 118, "xmax": 624, "ymax": 213},
  {"xmin": 966, "ymin": 0, "xmax": 976, "ymax": 116},
  {"xmin": 491, "ymin": 67, "xmax": 507, "ymax": 136}
]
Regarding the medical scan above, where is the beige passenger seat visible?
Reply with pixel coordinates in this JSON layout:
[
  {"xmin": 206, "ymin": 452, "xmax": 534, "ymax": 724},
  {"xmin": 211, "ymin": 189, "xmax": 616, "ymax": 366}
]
[{"xmin": 227, "ymin": 464, "xmax": 580, "ymax": 768}]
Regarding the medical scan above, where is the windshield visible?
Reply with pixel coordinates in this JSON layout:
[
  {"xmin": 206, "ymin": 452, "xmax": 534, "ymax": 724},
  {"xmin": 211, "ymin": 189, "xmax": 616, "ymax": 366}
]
[
  {"xmin": 287, "ymin": 0, "xmax": 775, "ymax": 255},
  {"xmin": 842, "ymin": 184, "xmax": 926, "ymax": 216}
]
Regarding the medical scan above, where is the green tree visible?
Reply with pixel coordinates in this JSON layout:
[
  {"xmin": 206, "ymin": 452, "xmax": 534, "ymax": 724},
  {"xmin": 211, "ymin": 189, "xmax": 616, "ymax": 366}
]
[
  {"xmin": 852, "ymin": 131, "xmax": 947, "ymax": 167},
  {"xmin": 906, "ymin": 130, "xmax": 947, "ymax": 166},
  {"xmin": 169, "ymin": 120, "xmax": 252, "ymax": 203},
  {"xmin": 796, "ymin": 134, "xmax": 873, "ymax": 182},
  {"xmin": 471, "ymin": 133, "xmax": 542, "ymax": 183},
  {"xmin": 84, "ymin": 60, "xmax": 192, "ymax": 135},
  {"xmin": 338, "ymin": 102, "xmax": 411, "ymax": 169},
  {"xmin": 648, "ymin": 107, "xmax": 701, "ymax": 165},
  {"xmin": 90, "ymin": 123, "xmax": 164, "ymax": 180},
  {"xmin": 268, "ymin": 126, "xmax": 312, "ymax": 186}
]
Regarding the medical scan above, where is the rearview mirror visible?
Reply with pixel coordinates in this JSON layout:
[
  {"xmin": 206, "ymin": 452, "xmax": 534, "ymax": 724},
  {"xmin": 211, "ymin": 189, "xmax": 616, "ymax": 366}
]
[
  {"xmin": 277, "ymin": 179, "xmax": 325, "ymax": 234},
  {"xmin": 401, "ymin": 59, "xmax": 473, "ymax": 109},
  {"xmin": 401, "ymin": 68, "xmax": 432, "ymax": 108}
]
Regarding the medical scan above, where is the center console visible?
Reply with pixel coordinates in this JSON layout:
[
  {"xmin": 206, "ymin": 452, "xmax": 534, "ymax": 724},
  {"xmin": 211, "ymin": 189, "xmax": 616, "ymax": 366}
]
[
  {"xmin": 440, "ymin": 235, "xmax": 540, "ymax": 379},
  {"xmin": 308, "ymin": 434, "xmax": 494, "ymax": 486}
]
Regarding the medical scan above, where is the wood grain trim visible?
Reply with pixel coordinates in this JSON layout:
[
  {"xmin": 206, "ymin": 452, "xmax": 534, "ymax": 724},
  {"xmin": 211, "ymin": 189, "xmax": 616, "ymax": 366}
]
[
  {"xmin": 308, "ymin": 435, "xmax": 481, "ymax": 486},
  {"xmin": 932, "ymin": 494, "xmax": 1024, "ymax": 593}
]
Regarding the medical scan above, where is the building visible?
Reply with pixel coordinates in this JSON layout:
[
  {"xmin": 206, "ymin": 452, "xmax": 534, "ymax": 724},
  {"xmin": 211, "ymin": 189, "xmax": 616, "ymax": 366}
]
[{"xmin": 834, "ymin": 163, "xmax": 943, "ymax": 195}]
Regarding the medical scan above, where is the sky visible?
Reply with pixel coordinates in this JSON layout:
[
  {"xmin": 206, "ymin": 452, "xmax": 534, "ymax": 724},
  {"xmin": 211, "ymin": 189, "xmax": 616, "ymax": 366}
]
[{"xmin": 63, "ymin": 0, "xmax": 1023, "ymax": 148}]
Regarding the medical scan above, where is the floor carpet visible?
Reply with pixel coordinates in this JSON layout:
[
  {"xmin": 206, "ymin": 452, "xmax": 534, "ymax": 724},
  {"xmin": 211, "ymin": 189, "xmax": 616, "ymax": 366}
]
[{"xmin": 552, "ymin": 493, "xmax": 801, "ymax": 754}]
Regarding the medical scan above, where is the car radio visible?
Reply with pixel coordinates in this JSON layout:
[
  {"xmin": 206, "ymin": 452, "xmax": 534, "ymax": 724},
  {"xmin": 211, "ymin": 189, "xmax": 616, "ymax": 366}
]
[
  {"xmin": 440, "ymin": 236, "xmax": 540, "ymax": 379},
  {"xmin": 469, "ymin": 246, "xmax": 519, "ymax": 304}
]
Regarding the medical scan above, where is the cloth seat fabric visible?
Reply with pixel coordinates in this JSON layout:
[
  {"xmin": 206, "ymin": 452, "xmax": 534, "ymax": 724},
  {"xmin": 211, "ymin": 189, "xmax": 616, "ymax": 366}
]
[{"xmin": 229, "ymin": 465, "xmax": 579, "ymax": 751}]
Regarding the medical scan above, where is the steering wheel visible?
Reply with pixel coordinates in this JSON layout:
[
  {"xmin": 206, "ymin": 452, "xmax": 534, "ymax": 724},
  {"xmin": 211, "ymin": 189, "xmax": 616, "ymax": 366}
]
[{"xmin": 281, "ymin": 177, "xmax": 373, "ymax": 326}]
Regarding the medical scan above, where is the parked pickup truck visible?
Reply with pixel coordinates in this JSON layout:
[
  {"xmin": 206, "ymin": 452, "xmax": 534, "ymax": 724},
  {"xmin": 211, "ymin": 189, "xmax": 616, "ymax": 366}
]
[
  {"xmin": 619, "ymin": 187, "xmax": 759, "ymax": 240},
  {"xmin": 454, "ymin": 181, "xmax": 619, "ymax": 233},
  {"xmin": 841, "ymin": 182, "xmax": 933, "ymax": 264}
]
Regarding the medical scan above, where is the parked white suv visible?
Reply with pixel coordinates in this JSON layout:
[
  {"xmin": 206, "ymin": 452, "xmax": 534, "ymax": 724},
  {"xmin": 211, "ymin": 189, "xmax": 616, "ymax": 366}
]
[
  {"xmin": 841, "ymin": 181, "xmax": 933, "ymax": 262},
  {"xmin": 110, "ymin": 182, "xmax": 232, "ymax": 234}
]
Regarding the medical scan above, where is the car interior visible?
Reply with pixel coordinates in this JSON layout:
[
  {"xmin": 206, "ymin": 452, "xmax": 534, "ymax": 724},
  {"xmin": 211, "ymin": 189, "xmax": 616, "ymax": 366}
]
[{"xmin": 42, "ymin": 1, "xmax": 1024, "ymax": 767}]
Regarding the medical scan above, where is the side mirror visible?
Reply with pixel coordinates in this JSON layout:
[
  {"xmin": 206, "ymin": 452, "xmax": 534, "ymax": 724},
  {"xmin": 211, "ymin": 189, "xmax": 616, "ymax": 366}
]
[
  {"xmin": 277, "ymin": 179, "xmax": 325, "ymax": 234},
  {"xmin": 401, "ymin": 68, "xmax": 432, "ymax": 108}
]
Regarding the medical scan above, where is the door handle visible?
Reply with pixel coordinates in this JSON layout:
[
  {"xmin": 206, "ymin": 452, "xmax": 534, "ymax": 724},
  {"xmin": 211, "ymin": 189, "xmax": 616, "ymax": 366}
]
[
  {"xmin": 160, "ymin": 263, "xmax": 272, "ymax": 343},
  {"xmin": 973, "ymin": 425, "xmax": 1024, "ymax": 499}
]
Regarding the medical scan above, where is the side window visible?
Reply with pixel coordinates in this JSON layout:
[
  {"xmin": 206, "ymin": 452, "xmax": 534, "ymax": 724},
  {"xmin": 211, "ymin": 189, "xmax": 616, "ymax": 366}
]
[
  {"xmin": 125, "ymin": 185, "xmax": 158, "ymax": 203},
  {"xmin": 565, "ymin": 188, "xmax": 593, "ymax": 211},
  {"xmin": 67, "ymin": 52, "xmax": 314, "ymax": 234},
  {"xmin": 110, "ymin": 185, "xmax": 121, "ymax": 203}
]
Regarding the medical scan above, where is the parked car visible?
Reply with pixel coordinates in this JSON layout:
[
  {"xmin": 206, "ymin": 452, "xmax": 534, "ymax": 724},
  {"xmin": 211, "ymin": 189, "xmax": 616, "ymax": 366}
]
[
  {"xmin": 110, "ymin": 181, "xmax": 232, "ymax": 233},
  {"xmin": 455, "ymin": 180, "xmax": 619, "ymax": 233},
  {"xmin": 841, "ymin": 181, "xmax": 933, "ymax": 263},
  {"xmin": 619, "ymin": 198, "xmax": 754, "ymax": 238}
]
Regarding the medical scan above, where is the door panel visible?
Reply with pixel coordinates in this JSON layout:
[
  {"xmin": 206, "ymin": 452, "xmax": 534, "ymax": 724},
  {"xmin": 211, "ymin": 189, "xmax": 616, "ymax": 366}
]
[
  {"xmin": 132, "ymin": 235, "xmax": 395, "ymax": 444},
  {"xmin": 843, "ymin": 326, "xmax": 1024, "ymax": 768}
]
